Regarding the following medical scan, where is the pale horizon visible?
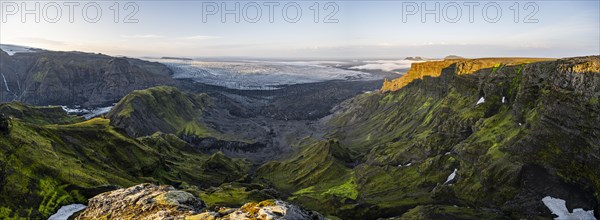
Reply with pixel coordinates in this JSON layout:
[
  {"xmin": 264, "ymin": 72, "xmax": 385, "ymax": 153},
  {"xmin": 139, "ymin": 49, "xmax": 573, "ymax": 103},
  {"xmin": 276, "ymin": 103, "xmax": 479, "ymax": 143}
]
[{"xmin": 1, "ymin": 0, "xmax": 599, "ymax": 58}]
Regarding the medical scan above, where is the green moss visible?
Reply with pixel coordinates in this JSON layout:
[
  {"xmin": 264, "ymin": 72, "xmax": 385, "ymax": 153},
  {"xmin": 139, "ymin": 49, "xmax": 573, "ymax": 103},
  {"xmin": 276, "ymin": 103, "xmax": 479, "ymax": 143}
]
[
  {"xmin": 491, "ymin": 63, "xmax": 502, "ymax": 72},
  {"xmin": 400, "ymin": 205, "xmax": 506, "ymax": 219},
  {"xmin": 589, "ymin": 97, "xmax": 599, "ymax": 105},
  {"xmin": 107, "ymin": 86, "xmax": 226, "ymax": 139},
  {"xmin": 322, "ymin": 175, "xmax": 358, "ymax": 200},
  {"xmin": 0, "ymin": 106, "xmax": 250, "ymax": 219},
  {"xmin": 37, "ymin": 178, "xmax": 84, "ymax": 217},
  {"xmin": 0, "ymin": 102, "xmax": 84, "ymax": 125},
  {"xmin": 194, "ymin": 183, "xmax": 272, "ymax": 207},
  {"xmin": 32, "ymin": 71, "xmax": 47, "ymax": 82}
]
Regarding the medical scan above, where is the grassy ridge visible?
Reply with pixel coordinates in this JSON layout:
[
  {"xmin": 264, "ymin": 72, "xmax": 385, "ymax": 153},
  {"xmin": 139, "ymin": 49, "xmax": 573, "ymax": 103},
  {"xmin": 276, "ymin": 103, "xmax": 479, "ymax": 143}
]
[
  {"xmin": 107, "ymin": 86, "xmax": 215, "ymax": 138},
  {"xmin": 256, "ymin": 56, "xmax": 600, "ymax": 219},
  {"xmin": 0, "ymin": 101, "xmax": 251, "ymax": 219}
]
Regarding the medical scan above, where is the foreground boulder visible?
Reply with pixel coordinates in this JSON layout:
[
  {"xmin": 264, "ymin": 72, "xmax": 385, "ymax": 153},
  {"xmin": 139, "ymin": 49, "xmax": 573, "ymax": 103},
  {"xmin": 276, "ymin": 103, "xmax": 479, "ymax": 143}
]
[
  {"xmin": 76, "ymin": 183, "xmax": 205, "ymax": 219},
  {"xmin": 77, "ymin": 184, "xmax": 324, "ymax": 220}
]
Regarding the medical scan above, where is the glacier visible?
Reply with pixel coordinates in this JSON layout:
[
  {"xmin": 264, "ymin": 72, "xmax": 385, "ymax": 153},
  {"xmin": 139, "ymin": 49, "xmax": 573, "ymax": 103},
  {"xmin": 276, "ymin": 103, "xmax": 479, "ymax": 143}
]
[{"xmin": 149, "ymin": 58, "xmax": 374, "ymax": 90}]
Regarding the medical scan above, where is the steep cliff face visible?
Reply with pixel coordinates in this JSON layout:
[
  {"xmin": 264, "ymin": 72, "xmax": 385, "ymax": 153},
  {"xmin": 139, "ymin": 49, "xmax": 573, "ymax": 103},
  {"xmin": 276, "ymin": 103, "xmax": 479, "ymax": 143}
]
[
  {"xmin": 255, "ymin": 56, "xmax": 600, "ymax": 219},
  {"xmin": 330, "ymin": 56, "xmax": 600, "ymax": 219},
  {"xmin": 381, "ymin": 58, "xmax": 553, "ymax": 92},
  {"xmin": 0, "ymin": 50, "xmax": 173, "ymax": 107}
]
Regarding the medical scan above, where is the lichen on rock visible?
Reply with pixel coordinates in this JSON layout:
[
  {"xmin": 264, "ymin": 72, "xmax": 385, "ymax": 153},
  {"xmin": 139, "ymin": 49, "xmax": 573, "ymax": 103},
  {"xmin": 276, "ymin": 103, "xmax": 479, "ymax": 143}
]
[{"xmin": 76, "ymin": 184, "xmax": 324, "ymax": 220}]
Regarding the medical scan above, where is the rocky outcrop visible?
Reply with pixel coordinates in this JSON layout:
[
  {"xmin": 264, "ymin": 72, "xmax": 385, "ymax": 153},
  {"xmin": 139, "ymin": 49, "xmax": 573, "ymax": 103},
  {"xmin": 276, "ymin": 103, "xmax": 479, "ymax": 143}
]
[
  {"xmin": 0, "ymin": 49, "xmax": 173, "ymax": 107},
  {"xmin": 76, "ymin": 184, "xmax": 324, "ymax": 220},
  {"xmin": 76, "ymin": 183, "xmax": 205, "ymax": 219},
  {"xmin": 381, "ymin": 58, "xmax": 553, "ymax": 92}
]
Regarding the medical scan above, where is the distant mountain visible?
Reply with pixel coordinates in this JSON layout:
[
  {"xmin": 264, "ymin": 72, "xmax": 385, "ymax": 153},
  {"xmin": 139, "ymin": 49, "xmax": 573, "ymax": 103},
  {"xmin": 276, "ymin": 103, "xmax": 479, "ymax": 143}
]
[
  {"xmin": 444, "ymin": 55, "xmax": 464, "ymax": 60},
  {"xmin": 0, "ymin": 44, "xmax": 42, "ymax": 55},
  {"xmin": 0, "ymin": 49, "xmax": 174, "ymax": 107},
  {"xmin": 404, "ymin": 56, "xmax": 432, "ymax": 61},
  {"xmin": 160, "ymin": 56, "xmax": 193, "ymax": 61}
]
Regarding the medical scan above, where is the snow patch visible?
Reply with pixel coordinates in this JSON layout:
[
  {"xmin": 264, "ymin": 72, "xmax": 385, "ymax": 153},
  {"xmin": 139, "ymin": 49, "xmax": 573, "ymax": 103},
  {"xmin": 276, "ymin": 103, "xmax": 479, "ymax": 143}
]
[
  {"xmin": 542, "ymin": 196, "xmax": 596, "ymax": 220},
  {"xmin": 476, "ymin": 97, "xmax": 485, "ymax": 105},
  {"xmin": 61, "ymin": 105, "xmax": 114, "ymax": 119},
  {"xmin": 397, "ymin": 162, "xmax": 412, "ymax": 168},
  {"xmin": 444, "ymin": 168, "xmax": 458, "ymax": 184},
  {"xmin": 48, "ymin": 204, "xmax": 86, "ymax": 220},
  {"xmin": 502, "ymin": 96, "xmax": 506, "ymax": 103},
  {"xmin": 61, "ymin": 106, "xmax": 87, "ymax": 114},
  {"xmin": 0, "ymin": 44, "xmax": 37, "ymax": 56}
]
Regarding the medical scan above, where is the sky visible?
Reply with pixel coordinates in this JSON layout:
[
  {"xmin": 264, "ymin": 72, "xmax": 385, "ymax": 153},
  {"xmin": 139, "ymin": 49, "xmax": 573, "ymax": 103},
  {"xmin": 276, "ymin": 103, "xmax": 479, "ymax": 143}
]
[{"xmin": 0, "ymin": 0, "xmax": 599, "ymax": 59}]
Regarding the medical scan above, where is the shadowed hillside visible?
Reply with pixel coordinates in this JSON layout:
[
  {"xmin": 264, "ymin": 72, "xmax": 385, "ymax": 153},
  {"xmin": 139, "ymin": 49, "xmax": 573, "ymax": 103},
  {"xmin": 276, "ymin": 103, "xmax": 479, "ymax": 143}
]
[
  {"xmin": 0, "ymin": 50, "xmax": 173, "ymax": 107},
  {"xmin": 256, "ymin": 56, "xmax": 600, "ymax": 219}
]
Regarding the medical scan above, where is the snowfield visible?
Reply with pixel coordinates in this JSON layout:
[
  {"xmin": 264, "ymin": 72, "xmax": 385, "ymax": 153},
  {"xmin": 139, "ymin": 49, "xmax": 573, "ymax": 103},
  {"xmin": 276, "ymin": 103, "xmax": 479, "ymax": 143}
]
[
  {"xmin": 0, "ymin": 44, "xmax": 38, "ymax": 56},
  {"xmin": 149, "ymin": 58, "xmax": 373, "ymax": 90}
]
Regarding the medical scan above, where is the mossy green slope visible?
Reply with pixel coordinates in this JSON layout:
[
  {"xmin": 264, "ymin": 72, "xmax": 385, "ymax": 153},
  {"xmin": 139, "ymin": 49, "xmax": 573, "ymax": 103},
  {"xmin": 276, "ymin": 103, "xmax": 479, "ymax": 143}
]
[
  {"xmin": 0, "ymin": 102, "xmax": 84, "ymax": 125},
  {"xmin": 257, "ymin": 56, "xmax": 600, "ymax": 219},
  {"xmin": 0, "ymin": 104, "xmax": 250, "ymax": 219},
  {"xmin": 107, "ymin": 86, "xmax": 215, "ymax": 138},
  {"xmin": 256, "ymin": 139, "xmax": 359, "ymax": 217}
]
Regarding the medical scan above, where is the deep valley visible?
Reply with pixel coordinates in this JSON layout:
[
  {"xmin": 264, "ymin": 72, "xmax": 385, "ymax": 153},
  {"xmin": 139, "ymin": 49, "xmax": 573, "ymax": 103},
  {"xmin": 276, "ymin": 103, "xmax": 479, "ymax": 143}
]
[{"xmin": 0, "ymin": 47, "xmax": 599, "ymax": 220}]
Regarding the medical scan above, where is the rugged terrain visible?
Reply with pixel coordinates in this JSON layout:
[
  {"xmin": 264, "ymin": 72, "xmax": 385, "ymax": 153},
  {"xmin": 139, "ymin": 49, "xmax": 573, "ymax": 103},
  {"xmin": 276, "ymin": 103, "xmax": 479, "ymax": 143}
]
[
  {"xmin": 0, "ymin": 102, "xmax": 255, "ymax": 219},
  {"xmin": 258, "ymin": 56, "xmax": 600, "ymax": 219},
  {"xmin": 316, "ymin": 56, "xmax": 599, "ymax": 219},
  {"xmin": 0, "ymin": 51, "xmax": 599, "ymax": 219},
  {"xmin": 0, "ymin": 49, "xmax": 173, "ymax": 107},
  {"xmin": 381, "ymin": 58, "xmax": 553, "ymax": 92},
  {"xmin": 76, "ymin": 183, "xmax": 324, "ymax": 220}
]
